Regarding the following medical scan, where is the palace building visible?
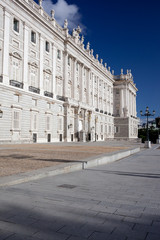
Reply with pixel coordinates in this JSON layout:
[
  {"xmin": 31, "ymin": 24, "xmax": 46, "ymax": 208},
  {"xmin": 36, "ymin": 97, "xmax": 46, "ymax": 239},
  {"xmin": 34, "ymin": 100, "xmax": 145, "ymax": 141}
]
[{"xmin": 0, "ymin": 0, "xmax": 138, "ymax": 143}]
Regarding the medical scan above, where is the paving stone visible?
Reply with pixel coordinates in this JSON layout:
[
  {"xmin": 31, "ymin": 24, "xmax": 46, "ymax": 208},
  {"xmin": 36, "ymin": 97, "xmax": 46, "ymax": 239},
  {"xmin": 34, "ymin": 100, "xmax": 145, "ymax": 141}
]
[
  {"xmin": 0, "ymin": 145, "xmax": 160, "ymax": 240},
  {"xmin": 146, "ymin": 232, "xmax": 160, "ymax": 240},
  {"xmin": 88, "ymin": 231, "xmax": 109, "ymax": 240}
]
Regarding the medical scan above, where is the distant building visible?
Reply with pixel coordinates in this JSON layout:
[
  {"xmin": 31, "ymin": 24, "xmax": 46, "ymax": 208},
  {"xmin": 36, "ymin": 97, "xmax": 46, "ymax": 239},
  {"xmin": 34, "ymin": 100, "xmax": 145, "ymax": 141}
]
[{"xmin": 0, "ymin": 0, "xmax": 138, "ymax": 143}]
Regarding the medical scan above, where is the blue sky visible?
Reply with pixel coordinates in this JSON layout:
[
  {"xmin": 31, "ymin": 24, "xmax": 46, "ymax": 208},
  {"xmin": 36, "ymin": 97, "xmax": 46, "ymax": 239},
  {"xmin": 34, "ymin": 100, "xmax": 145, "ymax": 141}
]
[{"xmin": 35, "ymin": 0, "xmax": 160, "ymax": 119}]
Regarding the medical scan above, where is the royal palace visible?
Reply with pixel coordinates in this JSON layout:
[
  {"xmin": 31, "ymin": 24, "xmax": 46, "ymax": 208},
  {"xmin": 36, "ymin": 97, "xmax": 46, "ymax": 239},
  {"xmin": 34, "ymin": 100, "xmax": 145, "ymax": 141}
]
[{"xmin": 0, "ymin": 0, "xmax": 138, "ymax": 143}]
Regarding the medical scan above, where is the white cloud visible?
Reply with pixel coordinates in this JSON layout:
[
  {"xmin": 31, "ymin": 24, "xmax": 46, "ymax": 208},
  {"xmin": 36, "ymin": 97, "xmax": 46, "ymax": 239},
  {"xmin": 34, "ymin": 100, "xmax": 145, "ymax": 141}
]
[{"xmin": 42, "ymin": 0, "xmax": 84, "ymax": 31}]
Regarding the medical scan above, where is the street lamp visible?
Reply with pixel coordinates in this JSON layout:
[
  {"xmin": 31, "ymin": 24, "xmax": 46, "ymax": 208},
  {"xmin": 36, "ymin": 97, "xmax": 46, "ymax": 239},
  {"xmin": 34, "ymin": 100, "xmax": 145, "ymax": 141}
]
[
  {"xmin": 140, "ymin": 107, "xmax": 155, "ymax": 148},
  {"xmin": 0, "ymin": 109, "xmax": 3, "ymax": 118}
]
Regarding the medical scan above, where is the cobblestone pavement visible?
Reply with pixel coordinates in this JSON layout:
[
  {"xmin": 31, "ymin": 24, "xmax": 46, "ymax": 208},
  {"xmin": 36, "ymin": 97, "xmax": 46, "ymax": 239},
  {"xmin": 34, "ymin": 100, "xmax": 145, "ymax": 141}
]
[
  {"xmin": 0, "ymin": 145, "xmax": 159, "ymax": 240},
  {"xmin": 0, "ymin": 141, "xmax": 133, "ymax": 177}
]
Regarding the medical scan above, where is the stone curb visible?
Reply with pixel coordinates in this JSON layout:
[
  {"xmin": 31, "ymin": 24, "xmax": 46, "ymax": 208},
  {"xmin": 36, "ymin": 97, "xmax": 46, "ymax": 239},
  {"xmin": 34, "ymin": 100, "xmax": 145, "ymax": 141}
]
[{"xmin": 0, "ymin": 147, "xmax": 140, "ymax": 187}]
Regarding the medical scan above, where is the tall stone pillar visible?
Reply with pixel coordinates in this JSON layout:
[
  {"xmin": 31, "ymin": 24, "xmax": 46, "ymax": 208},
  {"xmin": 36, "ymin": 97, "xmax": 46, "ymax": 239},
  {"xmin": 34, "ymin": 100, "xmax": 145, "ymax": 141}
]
[
  {"xmin": 81, "ymin": 64, "xmax": 84, "ymax": 102},
  {"xmin": 131, "ymin": 93, "xmax": 134, "ymax": 116},
  {"xmin": 52, "ymin": 43, "xmax": 56, "ymax": 98},
  {"xmin": 73, "ymin": 58, "xmax": 77, "ymax": 99},
  {"xmin": 102, "ymin": 81, "xmax": 104, "ymax": 112},
  {"xmin": 92, "ymin": 73, "xmax": 94, "ymax": 107},
  {"xmin": 120, "ymin": 89, "xmax": 124, "ymax": 117},
  {"xmin": 63, "ymin": 51, "xmax": 68, "ymax": 97},
  {"xmin": 23, "ymin": 22, "xmax": 29, "ymax": 91},
  {"xmin": 64, "ymin": 103, "xmax": 70, "ymax": 141},
  {"xmin": 74, "ymin": 107, "xmax": 80, "ymax": 141},
  {"xmin": 129, "ymin": 91, "xmax": 132, "ymax": 116},
  {"xmin": 126, "ymin": 87, "xmax": 129, "ymax": 116},
  {"xmin": 2, "ymin": 9, "xmax": 10, "ymax": 84},
  {"xmin": 39, "ymin": 34, "xmax": 44, "ymax": 93},
  {"xmin": 134, "ymin": 94, "xmax": 137, "ymax": 117},
  {"xmin": 87, "ymin": 69, "xmax": 91, "ymax": 105},
  {"xmin": 97, "ymin": 77, "xmax": 99, "ymax": 109}
]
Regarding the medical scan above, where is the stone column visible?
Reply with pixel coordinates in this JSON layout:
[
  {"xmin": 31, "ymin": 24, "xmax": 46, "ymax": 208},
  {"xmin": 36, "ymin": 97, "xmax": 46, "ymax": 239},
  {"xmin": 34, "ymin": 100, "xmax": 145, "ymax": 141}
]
[
  {"xmin": 120, "ymin": 89, "xmax": 124, "ymax": 117},
  {"xmin": 131, "ymin": 93, "xmax": 134, "ymax": 116},
  {"xmin": 126, "ymin": 87, "xmax": 129, "ymax": 116},
  {"xmin": 2, "ymin": 9, "xmax": 10, "ymax": 84},
  {"xmin": 87, "ymin": 69, "xmax": 91, "ymax": 105},
  {"xmin": 39, "ymin": 34, "xmax": 44, "ymax": 93},
  {"xmin": 64, "ymin": 103, "xmax": 70, "ymax": 141},
  {"xmin": 52, "ymin": 43, "xmax": 56, "ymax": 98},
  {"xmin": 73, "ymin": 58, "xmax": 77, "ymax": 99},
  {"xmin": 129, "ymin": 91, "xmax": 132, "ymax": 116},
  {"xmin": 134, "ymin": 94, "xmax": 137, "ymax": 117},
  {"xmin": 63, "ymin": 51, "xmax": 68, "ymax": 97},
  {"xmin": 81, "ymin": 64, "xmax": 84, "ymax": 102},
  {"xmin": 92, "ymin": 73, "xmax": 94, "ymax": 107},
  {"xmin": 74, "ymin": 107, "xmax": 79, "ymax": 141},
  {"xmin": 23, "ymin": 22, "xmax": 29, "ymax": 91},
  {"xmin": 97, "ymin": 77, "xmax": 99, "ymax": 109}
]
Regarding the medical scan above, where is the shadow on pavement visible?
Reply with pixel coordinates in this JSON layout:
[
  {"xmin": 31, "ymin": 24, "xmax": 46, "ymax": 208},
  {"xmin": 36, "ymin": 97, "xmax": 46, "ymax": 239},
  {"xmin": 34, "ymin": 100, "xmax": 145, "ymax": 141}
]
[{"xmin": 85, "ymin": 169, "xmax": 160, "ymax": 179}]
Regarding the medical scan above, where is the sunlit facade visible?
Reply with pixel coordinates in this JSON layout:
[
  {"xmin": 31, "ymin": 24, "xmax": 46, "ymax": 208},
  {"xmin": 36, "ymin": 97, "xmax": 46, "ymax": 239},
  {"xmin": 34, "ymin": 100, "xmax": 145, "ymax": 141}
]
[{"xmin": 0, "ymin": 0, "xmax": 138, "ymax": 143}]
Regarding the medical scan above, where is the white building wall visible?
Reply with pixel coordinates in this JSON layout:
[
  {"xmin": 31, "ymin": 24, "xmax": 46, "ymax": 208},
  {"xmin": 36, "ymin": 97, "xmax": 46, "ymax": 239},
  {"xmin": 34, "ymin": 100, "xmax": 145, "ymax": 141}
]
[{"xmin": 0, "ymin": 0, "xmax": 138, "ymax": 143}]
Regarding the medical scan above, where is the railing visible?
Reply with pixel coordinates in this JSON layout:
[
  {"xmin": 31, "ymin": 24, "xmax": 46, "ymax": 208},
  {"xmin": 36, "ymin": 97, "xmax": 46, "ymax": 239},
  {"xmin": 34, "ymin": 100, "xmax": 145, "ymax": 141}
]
[
  {"xmin": 44, "ymin": 91, "xmax": 53, "ymax": 98},
  {"xmin": 56, "ymin": 95, "xmax": 65, "ymax": 101},
  {"xmin": 29, "ymin": 86, "xmax": 40, "ymax": 94},
  {"xmin": 10, "ymin": 80, "xmax": 23, "ymax": 89}
]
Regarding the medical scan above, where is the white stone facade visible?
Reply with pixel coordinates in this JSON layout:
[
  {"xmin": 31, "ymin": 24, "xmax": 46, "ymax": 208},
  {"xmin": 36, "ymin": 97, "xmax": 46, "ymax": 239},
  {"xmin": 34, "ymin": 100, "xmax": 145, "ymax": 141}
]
[{"xmin": 0, "ymin": 0, "xmax": 138, "ymax": 143}]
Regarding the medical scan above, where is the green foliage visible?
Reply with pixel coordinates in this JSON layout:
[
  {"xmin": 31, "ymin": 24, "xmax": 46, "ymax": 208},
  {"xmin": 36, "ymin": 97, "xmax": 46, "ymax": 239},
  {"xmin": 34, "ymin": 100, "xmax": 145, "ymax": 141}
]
[{"xmin": 138, "ymin": 129, "xmax": 159, "ymax": 143}]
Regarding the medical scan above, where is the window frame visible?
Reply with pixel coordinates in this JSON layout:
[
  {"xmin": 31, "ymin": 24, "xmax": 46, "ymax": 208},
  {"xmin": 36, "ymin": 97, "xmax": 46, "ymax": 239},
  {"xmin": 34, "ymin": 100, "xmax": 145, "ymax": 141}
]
[
  {"xmin": 31, "ymin": 30, "xmax": 36, "ymax": 44},
  {"xmin": 57, "ymin": 49, "xmax": 61, "ymax": 60},
  {"xmin": 45, "ymin": 41, "xmax": 50, "ymax": 53},
  {"xmin": 13, "ymin": 18, "xmax": 19, "ymax": 33}
]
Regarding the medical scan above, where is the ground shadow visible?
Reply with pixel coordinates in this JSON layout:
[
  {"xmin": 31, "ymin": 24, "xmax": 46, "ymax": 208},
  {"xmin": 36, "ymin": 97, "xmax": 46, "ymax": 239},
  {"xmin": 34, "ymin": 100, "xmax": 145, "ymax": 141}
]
[{"xmin": 86, "ymin": 169, "xmax": 160, "ymax": 179}]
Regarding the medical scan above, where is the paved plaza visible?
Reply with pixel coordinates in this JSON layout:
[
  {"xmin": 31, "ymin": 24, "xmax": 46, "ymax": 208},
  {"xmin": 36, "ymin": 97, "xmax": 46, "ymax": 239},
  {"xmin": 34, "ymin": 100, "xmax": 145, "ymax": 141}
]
[{"xmin": 0, "ymin": 144, "xmax": 160, "ymax": 240}]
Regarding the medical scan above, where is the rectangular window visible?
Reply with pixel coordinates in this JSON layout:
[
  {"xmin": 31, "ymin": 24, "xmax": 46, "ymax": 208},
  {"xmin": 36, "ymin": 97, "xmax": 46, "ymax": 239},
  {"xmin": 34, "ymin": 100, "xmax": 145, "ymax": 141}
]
[
  {"xmin": 76, "ymin": 63, "xmax": 79, "ymax": 71},
  {"xmin": 45, "ymin": 41, "xmax": 50, "ymax": 52},
  {"xmin": 57, "ymin": 49, "xmax": 61, "ymax": 60},
  {"xmin": 68, "ymin": 57, "xmax": 70, "ymax": 66},
  {"xmin": 31, "ymin": 31, "xmax": 36, "ymax": 43},
  {"xmin": 13, "ymin": 111, "xmax": 20, "ymax": 129},
  {"xmin": 13, "ymin": 18, "xmax": 19, "ymax": 33}
]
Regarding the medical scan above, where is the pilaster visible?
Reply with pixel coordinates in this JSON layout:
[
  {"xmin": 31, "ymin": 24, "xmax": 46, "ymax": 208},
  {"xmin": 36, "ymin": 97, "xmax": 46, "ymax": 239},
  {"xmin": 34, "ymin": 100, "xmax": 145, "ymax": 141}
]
[
  {"xmin": 97, "ymin": 77, "xmax": 99, "ymax": 109},
  {"xmin": 63, "ymin": 51, "xmax": 68, "ymax": 97},
  {"xmin": 92, "ymin": 73, "xmax": 94, "ymax": 107},
  {"xmin": 23, "ymin": 22, "xmax": 29, "ymax": 91},
  {"xmin": 52, "ymin": 43, "xmax": 56, "ymax": 98},
  {"xmin": 39, "ymin": 34, "xmax": 44, "ymax": 93},
  {"xmin": 73, "ymin": 58, "xmax": 77, "ymax": 99},
  {"xmin": 2, "ymin": 9, "xmax": 10, "ymax": 84},
  {"xmin": 120, "ymin": 89, "xmax": 124, "ymax": 117},
  {"xmin": 87, "ymin": 69, "xmax": 91, "ymax": 105},
  {"xmin": 81, "ymin": 64, "xmax": 84, "ymax": 102},
  {"xmin": 64, "ymin": 104, "xmax": 70, "ymax": 141}
]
